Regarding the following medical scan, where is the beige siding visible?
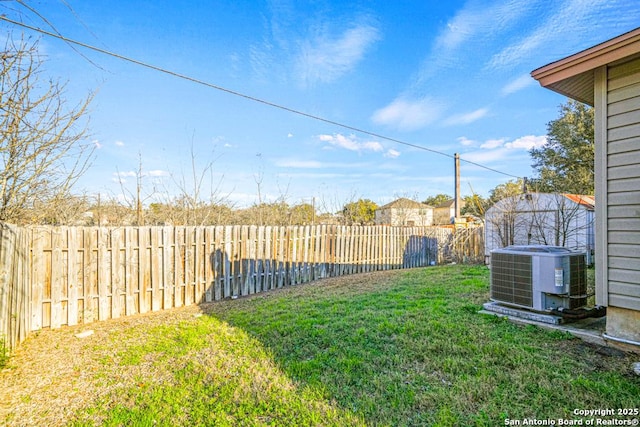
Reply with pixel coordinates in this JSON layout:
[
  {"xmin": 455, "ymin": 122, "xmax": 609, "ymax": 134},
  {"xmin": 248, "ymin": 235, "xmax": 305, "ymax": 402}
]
[
  {"xmin": 606, "ymin": 57, "xmax": 640, "ymax": 311},
  {"xmin": 375, "ymin": 207, "xmax": 433, "ymax": 227}
]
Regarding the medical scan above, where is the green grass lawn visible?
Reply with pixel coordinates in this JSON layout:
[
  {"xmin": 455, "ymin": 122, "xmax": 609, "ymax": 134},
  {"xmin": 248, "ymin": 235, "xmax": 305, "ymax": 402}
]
[{"xmin": 70, "ymin": 265, "xmax": 639, "ymax": 426}]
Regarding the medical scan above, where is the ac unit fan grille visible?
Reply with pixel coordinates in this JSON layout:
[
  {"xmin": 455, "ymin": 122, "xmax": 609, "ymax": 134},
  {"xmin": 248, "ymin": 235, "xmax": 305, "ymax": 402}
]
[
  {"xmin": 568, "ymin": 255, "xmax": 587, "ymax": 309},
  {"xmin": 491, "ymin": 253, "xmax": 533, "ymax": 307}
]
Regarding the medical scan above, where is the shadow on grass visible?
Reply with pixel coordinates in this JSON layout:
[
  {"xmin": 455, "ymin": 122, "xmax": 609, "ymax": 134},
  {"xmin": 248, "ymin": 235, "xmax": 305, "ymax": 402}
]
[
  {"xmin": 201, "ymin": 264, "xmax": 640, "ymax": 426},
  {"xmin": 60, "ymin": 265, "xmax": 639, "ymax": 427},
  {"xmin": 201, "ymin": 266, "xmax": 640, "ymax": 425}
]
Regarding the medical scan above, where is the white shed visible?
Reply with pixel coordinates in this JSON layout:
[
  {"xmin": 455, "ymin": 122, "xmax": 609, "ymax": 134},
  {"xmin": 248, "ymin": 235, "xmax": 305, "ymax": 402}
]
[{"xmin": 484, "ymin": 193, "xmax": 595, "ymax": 264}]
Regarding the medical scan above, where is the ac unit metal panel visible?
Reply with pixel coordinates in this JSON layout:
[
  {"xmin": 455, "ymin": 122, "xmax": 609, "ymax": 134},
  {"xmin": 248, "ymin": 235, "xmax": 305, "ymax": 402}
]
[{"xmin": 490, "ymin": 245, "xmax": 587, "ymax": 312}]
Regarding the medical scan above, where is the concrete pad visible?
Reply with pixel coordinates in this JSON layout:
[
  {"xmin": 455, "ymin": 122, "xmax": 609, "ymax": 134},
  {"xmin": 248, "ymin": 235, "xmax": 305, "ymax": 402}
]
[{"xmin": 480, "ymin": 301, "xmax": 607, "ymax": 347}]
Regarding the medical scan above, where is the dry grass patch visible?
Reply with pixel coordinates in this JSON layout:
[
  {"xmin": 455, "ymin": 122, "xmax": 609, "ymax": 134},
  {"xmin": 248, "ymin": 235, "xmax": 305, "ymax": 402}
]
[{"xmin": 0, "ymin": 305, "xmax": 203, "ymax": 426}]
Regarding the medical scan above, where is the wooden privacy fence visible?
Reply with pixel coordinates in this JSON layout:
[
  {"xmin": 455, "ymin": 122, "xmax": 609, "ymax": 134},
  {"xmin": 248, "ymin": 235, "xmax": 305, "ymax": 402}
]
[{"xmin": 0, "ymin": 223, "xmax": 484, "ymax": 352}]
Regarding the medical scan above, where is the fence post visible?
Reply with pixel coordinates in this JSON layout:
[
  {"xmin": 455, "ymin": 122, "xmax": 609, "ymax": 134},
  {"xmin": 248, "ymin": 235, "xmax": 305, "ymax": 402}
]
[{"xmin": 0, "ymin": 224, "xmax": 31, "ymax": 352}]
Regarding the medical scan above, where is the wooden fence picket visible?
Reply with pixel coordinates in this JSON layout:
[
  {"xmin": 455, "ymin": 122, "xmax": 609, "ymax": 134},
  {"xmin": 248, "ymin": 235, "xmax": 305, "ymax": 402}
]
[{"xmin": 1, "ymin": 223, "xmax": 483, "ymax": 352}]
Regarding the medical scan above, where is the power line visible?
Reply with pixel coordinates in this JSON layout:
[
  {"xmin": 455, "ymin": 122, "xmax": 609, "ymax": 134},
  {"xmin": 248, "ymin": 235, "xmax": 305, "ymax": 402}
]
[
  {"xmin": 0, "ymin": 15, "xmax": 522, "ymax": 180},
  {"xmin": 14, "ymin": 0, "xmax": 105, "ymax": 70}
]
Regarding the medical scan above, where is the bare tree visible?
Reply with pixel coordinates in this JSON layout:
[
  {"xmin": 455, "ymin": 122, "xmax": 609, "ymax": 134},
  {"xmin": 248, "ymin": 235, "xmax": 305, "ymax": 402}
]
[
  {"xmin": 485, "ymin": 195, "xmax": 521, "ymax": 248},
  {"xmin": 38, "ymin": 193, "xmax": 91, "ymax": 225},
  {"xmin": 484, "ymin": 179, "xmax": 527, "ymax": 248},
  {"xmin": 167, "ymin": 141, "xmax": 230, "ymax": 226},
  {"xmin": 525, "ymin": 194, "xmax": 592, "ymax": 248},
  {"xmin": 91, "ymin": 196, "xmax": 135, "ymax": 226},
  {"xmin": 253, "ymin": 153, "xmax": 265, "ymax": 226},
  {"xmin": 114, "ymin": 152, "xmax": 154, "ymax": 226},
  {"xmin": 486, "ymin": 193, "xmax": 594, "ymax": 254},
  {"xmin": 0, "ymin": 35, "xmax": 93, "ymax": 224}
]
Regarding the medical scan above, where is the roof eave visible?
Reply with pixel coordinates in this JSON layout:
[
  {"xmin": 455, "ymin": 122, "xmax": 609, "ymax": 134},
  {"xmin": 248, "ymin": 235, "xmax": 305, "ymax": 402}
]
[{"xmin": 531, "ymin": 27, "xmax": 640, "ymax": 105}]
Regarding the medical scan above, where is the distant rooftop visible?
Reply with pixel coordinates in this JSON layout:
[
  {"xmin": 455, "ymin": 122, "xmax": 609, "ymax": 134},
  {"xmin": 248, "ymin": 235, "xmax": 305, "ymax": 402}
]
[
  {"xmin": 379, "ymin": 198, "xmax": 430, "ymax": 210},
  {"xmin": 435, "ymin": 199, "xmax": 465, "ymax": 209},
  {"xmin": 563, "ymin": 194, "xmax": 595, "ymax": 210}
]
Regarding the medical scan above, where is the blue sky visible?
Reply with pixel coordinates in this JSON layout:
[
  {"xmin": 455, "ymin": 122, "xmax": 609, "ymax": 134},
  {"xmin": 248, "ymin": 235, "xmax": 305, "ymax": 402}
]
[{"xmin": 2, "ymin": 1, "xmax": 639, "ymax": 211}]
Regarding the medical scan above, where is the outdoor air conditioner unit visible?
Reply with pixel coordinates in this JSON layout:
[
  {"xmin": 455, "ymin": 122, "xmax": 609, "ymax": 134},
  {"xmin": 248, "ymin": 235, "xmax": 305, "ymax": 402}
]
[{"xmin": 490, "ymin": 245, "xmax": 587, "ymax": 312}]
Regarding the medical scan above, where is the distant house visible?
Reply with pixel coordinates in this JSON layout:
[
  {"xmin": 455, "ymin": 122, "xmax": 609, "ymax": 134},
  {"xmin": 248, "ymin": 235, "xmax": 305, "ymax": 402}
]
[
  {"xmin": 531, "ymin": 28, "xmax": 640, "ymax": 348},
  {"xmin": 484, "ymin": 193, "xmax": 595, "ymax": 264},
  {"xmin": 375, "ymin": 198, "xmax": 433, "ymax": 226},
  {"xmin": 433, "ymin": 199, "xmax": 465, "ymax": 225}
]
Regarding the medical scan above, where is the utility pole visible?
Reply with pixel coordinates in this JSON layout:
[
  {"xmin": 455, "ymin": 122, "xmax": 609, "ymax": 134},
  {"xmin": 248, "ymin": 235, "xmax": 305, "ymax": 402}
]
[
  {"xmin": 312, "ymin": 196, "xmax": 316, "ymax": 225},
  {"xmin": 454, "ymin": 153, "xmax": 461, "ymax": 222}
]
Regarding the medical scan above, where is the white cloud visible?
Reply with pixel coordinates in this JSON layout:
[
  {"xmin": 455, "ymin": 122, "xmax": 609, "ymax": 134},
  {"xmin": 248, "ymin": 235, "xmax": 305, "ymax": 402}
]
[
  {"xmin": 296, "ymin": 20, "xmax": 380, "ymax": 86},
  {"xmin": 465, "ymin": 134, "xmax": 547, "ymax": 165},
  {"xmin": 276, "ymin": 159, "xmax": 325, "ymax": 169},
  {"xmin": 147, "ymin": 170, "xmax": 170, "ymax": 177},
  {"xmin": 480, "ymin": 138, "xmax": 506, "ymax": 149},
  {"xmin": 318, "ymin": 133, "xmax": 384, "ymax": 153},
  {"xmin": 115, "ymin": 140, "xmax": 125, "ymax": 147},
  {"xmin": 435, "ymin": 3, "xmax": 513, "ymax": 51},
  {"xmin": 384, "ymin": 149, "xmax": 401, "ymax": 158},
  {"xmin": 362, "ymin": 141, "xmax": 384, "ymax": 152},
  {"xmin": 93, "ymin": 140, "xmax": 102, "ymax": 149},
  {"xmin": 287, "ymin": 133, "xmax": 294, "ymax": 138},
  {"xmin": 501, "ymin": 74, "xmax": 535, "ymax": 95},
  {"xmin": 444, "ymin": 108, "xmax": 489, "ymax": 126},
  {"xmin": 214, "ymin": 136, "xmax": 233, "ymax": 149},
  {"xmin": 505, "ymin": 135, "xmax": 547, "ymax": 150},
  {"xmin": 489, "ymin": 32, "xmax": 547, "ymax": 70},
  {"xmin": 478, "ymin": 135, "xmax": 546, "ymax": 151},
  {"xmin": 371, "ymin": 97, "xmax": 444, "ymax": 131},
  {"xmin": 115, "ymin": 171, "xmax": 137, "ymax": 178},
  {"xmin": 414, "ymin": 0, "xmax": 537, "ymax": 81},
  {"xmin": 461, "ymin": 147, "xmax": 512, "ymax": 164},
  {"xmin": 457, "ymin": 136, "xmax": 476, "ymax": 146},
  {"xmin": 279, "ymin": 172, "xmax": 348, "ymax": 180},
  {"xmin": 112, "ymin": 170, "xmax": 135, "ymax": 184},
  {"xmin": 275, "ymin": 157, "xmax": 373, "ymax": 169},
  {"xmin": 112, "ymin": 169, "xmax": 169, "ymax": 182},
  {"xmin": 462, "ymin": 135, "xmax": 547, "ymax": 165},
  {"xmin": 322, "ymin": 133, "xmax": 358, "ymax": 151},
  {"xmin": 487, "ymin": 0, "xmax": 626, "ymax": 70}
]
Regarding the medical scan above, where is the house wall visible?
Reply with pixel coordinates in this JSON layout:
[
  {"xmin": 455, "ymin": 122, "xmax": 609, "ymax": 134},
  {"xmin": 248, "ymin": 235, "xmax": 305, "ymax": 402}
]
[
  {"xmin": 375, "ymin": 209, "xmax": 392, "ymax": 225},
  {"xmin": 375, "ymin": 208, "xmax": 433, "ymax": 226},
  {"xmin": 595, "ymin": 56, "xmax": 640, "ymax": 317}
]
